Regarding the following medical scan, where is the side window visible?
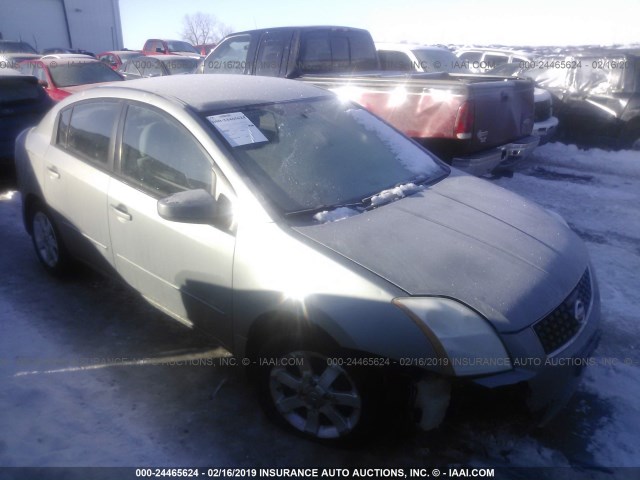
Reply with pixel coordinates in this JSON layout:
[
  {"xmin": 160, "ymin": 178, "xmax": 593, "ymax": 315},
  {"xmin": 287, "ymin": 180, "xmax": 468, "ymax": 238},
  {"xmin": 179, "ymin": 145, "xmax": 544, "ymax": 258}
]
[
  {"xmin": 484, "ymin": 54, "xmax": 509, "ymax": 70},
  {"xmin": 255, "ymin": 31, "xmax": 290, "ymax": 77},
  {"xmin": 345, "ymin": 31, "xmax": 378, "ymax": 71},
  {"xmin": 299, "ymin": 31, "xmax": 331, "ymax": 72},
  {"xmin": 378, "ymin": 51, "xmax": 413, "ymax": 71},
  {"xmin": 120, "ymin": 104, "xmax": 213, "ymax": 197},
  {"xmin": 202, "ymin": 35, "xmax": 251, "ymax": 74},
  {"xmin": 66, "ymin": 101, "xmax": 121, "ymax": 164},
  {"xmin": 56, "ymin": 108, "xmax": 72, "ymax": 147},
  {"xmin": 459, "ymin": 51, "xmax": 482, "ymax": 62}
]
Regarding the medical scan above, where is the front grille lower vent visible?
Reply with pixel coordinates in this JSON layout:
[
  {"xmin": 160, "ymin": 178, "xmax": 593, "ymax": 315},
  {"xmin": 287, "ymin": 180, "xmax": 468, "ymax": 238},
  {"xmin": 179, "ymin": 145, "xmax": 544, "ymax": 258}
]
[{"xmin": 534, "ymin": 269, "xmax": 592, "ymax": 355}]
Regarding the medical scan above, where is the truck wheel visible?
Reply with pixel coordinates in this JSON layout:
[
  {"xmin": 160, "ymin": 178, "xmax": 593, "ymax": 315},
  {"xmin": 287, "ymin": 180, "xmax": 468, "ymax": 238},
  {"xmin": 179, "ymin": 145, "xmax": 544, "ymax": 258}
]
[
  {"xmin": 30, "ymin": 204, "xmax": 71, "ymax": 276},
  {"xmin": 255, "ymin": 337, "xmax": 377, "ymax": 443}
]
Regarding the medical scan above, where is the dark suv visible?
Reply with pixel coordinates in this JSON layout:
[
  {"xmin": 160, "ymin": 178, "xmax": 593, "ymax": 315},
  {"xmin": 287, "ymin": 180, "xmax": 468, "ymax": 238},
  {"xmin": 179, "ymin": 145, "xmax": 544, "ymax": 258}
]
[{"xmin": 0, "ymin": 68, "xmax": 52, "ymax": 166}]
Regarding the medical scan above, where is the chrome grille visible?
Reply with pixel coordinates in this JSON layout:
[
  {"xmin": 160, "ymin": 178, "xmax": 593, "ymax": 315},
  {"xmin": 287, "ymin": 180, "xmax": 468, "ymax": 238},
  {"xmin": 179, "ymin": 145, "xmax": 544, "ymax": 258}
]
[{"xmin": 534, "ymin": 269, "xmax": 592, "ymax": 355}]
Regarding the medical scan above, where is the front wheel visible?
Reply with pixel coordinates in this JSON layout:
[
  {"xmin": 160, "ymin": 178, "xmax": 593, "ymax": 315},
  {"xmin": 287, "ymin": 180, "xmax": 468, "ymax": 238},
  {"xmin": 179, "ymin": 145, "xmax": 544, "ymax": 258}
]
[
  {"xmin": 30, "ymin": 204, "xmax": 71, "ymax": 275},
  {"xmin": 256, "ymin": 340, "xmax": 378, "ymax": 443}
]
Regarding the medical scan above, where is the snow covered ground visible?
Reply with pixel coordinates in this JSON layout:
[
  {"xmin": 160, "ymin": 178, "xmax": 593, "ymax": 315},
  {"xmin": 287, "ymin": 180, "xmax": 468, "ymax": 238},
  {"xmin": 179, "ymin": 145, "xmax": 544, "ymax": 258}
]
[{"xmin": 0, "ymin": 142, "xmax": 638, "ymax": 477}]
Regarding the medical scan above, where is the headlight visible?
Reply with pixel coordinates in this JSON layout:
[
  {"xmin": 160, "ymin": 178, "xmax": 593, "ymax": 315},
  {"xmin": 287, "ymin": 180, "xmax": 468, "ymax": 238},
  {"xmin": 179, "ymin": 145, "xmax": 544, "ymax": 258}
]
[{"xmin": 393, "ymin": 297, "xmax": 512, "ymax": 376}]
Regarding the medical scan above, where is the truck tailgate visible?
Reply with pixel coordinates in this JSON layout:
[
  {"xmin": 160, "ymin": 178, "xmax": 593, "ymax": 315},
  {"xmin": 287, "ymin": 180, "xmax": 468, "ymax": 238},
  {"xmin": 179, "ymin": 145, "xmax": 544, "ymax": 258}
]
[
  {"xmin": 301, "ymin": 73, "xmax": 535, "ymax": 153},
  {"xmin": 464, "ymin": 77, "xmax": 535, "ymax": 152}
]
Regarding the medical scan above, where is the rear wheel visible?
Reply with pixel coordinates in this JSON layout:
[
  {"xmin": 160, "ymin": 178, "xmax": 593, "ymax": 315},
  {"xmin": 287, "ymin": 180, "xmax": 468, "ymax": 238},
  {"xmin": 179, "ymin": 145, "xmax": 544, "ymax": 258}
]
[
  {"xmin": 256, "ymin": 337, "xmax": 378, "ymax": 443},
  {"xmin": 30, "ymin": 204, "xmax": 71, "ymax": 275}
]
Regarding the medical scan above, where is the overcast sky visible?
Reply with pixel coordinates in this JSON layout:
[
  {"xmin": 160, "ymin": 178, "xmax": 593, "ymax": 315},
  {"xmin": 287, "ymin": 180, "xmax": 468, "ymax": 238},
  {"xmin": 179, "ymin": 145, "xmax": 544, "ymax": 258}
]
[{"xmin": 119, "ymin": 0, "xmax": 639, "ymax": 49}]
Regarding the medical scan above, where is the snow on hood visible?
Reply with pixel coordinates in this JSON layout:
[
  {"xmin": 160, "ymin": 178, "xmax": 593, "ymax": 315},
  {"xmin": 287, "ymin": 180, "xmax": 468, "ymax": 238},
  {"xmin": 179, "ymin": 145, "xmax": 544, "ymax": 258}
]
[
  {"xmin": 313, "ymin": 207, "xmax": 360, "ymax": 223},
  {"xmin": 369, "ymin": 182, "xmax": 424, "ymax": 207}
]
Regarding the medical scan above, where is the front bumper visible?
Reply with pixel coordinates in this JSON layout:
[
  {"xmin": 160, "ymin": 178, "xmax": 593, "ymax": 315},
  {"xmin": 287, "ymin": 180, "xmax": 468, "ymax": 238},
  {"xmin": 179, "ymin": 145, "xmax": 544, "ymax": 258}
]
[
  {"xmin": 472, "ymin": 267, "xmax": 601, "ymax": 423},
  {"xmin": 451, "ymin": 135, "xmax": 540, "ymax": 176}
]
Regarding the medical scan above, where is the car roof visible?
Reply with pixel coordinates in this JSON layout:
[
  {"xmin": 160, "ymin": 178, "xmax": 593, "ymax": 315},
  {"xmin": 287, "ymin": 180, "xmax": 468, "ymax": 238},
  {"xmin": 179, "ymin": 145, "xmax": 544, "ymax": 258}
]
[
  {"xmin": 231, "ymin": 25, "xmax": 369, "ymax": 36},
  {"xmin": 376, "ymin": 43, "xmax": 452, "ymax": 52},
  {"xmin": 99, "ymin": 50, "xmax": 142, "ymax": 55},
  {"xmin": 90, "ymin": 74, "xmax": 332, "ymax": 112}
]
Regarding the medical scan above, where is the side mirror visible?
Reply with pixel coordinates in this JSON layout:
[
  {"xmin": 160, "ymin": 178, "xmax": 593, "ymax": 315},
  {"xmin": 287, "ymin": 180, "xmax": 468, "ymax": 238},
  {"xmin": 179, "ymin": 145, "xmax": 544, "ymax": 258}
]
[
  {"xmin": 156, "ymin": 47, "xmax": 164, "ymax": 53},
  {"xmin": 38, "ymin": 79, "xmax": 49, "ymax": 88},
  {"xmin": 157, "ymin": 189, "xmax": 218, "ymax": 224}
]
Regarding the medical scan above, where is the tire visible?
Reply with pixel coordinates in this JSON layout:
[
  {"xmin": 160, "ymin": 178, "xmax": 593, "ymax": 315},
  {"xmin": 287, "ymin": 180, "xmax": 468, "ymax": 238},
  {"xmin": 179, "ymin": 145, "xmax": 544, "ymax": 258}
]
[
  {"xmin": 255, "ymin": 336, "xmax": 379, "ymax": 444},
  {"xmin": 30, "ymin": 203, "xmax": 71, "ymax": 276}
]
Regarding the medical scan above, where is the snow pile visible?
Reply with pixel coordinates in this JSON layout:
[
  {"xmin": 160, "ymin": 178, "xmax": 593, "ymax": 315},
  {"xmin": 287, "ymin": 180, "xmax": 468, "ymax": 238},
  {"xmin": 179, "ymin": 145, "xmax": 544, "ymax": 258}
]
[
  {"xmin": 369, "ymin": 182, "xmax": 423, "ymax": 207},
  {"xmin": 533, "ymin": 143, "xmax": 640, "ymax": 179},
  {"xmin": 313, "ymin": 207, "xmax": 360, "ymax": 223}
]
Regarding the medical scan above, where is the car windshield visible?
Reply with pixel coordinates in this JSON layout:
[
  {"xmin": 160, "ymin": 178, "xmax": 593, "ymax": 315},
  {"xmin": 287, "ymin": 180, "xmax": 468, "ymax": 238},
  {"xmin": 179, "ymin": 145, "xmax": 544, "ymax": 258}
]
[
  {"xmin": 161, "ymin": 57, "xmax": 198, "ymax": 74},
  {"xmin": 49, "ymin": 62, "xmax": 123, "ymax": 87},
  {"xmin": 166, "ymin": 41, "xmax": 198, "ymax": 54},
  {"xmin": 413, "ymin": 48, "xmax": 471, "ymax": 73},
  {"xmin": 0, "ymin": 41, "xmax": 37, "ymax": 53},
  {"xmin": 204, "ymin": 97, "xmax": 447, "ymax": 214}
]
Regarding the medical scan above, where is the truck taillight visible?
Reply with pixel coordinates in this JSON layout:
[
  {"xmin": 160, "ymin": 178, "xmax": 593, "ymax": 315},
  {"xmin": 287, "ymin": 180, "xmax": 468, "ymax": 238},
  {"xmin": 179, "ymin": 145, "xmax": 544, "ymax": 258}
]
[{"xmin": 454, "ymin": 101, "xmax": 474, "ymax": 140}]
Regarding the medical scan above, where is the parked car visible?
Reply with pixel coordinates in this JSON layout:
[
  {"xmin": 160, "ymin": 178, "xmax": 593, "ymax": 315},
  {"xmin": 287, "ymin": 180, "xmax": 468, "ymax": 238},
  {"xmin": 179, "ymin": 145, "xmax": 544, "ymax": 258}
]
[
  {"xmin": 118, "ymin": 55, "xmax": 198, "ymax": 79},
  {"xmin": 202, "ymin": 26, "xmax": 538, "ymax": 177},
  {"xmin": 455, "ymin": 48, "xmax": 532, "ymax": 73},
  {"xmin": 0, "ymin": 40, "xmax": 41, "ymax": 70},
  {"xmin": 0, "ymin": 68, "xmax": 52, "ymax": 166},
  {"xmin": 142, "ymin": 39, "xmax": 201, "ymax": 58},
  {"xmin": 377, "ymin": 43, "xmax": 470, "ymax": 74},
  {"xmin": 97, "ymin": 50, "xmax": 143, "ymax": 70},
  {"xmin": 553, "ymin": 52, "xmax": 640, "ymax": 150},
  {"xmin": 490, "ymin": 52, "xmax": 640, "ymax": 150},
  {"xmin": 16, "ymin": 58, "xmax": 124, "ymax": 102},
  {"xmin": 16, "ymin": 75, "xmax": 600, "ymax": 443}
]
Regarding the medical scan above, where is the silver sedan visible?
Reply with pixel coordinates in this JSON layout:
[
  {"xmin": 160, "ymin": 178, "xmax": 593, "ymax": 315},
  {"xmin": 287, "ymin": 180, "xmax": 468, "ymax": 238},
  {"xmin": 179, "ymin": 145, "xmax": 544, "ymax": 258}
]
[{"xmin": 15, "ymin": 74, "xmax": 600, "ymax": 443}]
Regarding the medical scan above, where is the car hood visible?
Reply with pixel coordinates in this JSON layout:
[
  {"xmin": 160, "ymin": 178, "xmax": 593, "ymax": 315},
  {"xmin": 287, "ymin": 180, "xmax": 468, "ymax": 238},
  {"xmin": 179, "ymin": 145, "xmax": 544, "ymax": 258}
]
[{"xmin": 292, "ymin": 173, "xmax": 588, "ymax": 332}]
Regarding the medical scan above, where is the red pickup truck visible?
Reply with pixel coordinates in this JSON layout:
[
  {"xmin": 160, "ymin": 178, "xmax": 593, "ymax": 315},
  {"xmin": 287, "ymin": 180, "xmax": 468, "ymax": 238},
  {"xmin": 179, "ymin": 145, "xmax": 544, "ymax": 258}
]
[{"xmin": 201, "ymin": 26, "xmax": 538, "ymax": 175}]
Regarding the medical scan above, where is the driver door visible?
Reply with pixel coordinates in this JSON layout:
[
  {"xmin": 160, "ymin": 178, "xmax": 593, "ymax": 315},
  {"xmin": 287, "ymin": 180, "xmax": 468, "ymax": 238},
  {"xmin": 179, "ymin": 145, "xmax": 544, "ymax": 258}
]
[{"xmin": 108, "ymin": 103, "xmax": 235, "ymax": 346}]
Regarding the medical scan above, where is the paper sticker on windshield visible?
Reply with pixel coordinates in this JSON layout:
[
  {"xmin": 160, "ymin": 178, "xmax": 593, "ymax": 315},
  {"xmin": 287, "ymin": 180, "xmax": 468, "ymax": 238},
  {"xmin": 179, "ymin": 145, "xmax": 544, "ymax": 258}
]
[{"xmin": 207, "ymin": 112, "xmax": 268, "ymax": 147}]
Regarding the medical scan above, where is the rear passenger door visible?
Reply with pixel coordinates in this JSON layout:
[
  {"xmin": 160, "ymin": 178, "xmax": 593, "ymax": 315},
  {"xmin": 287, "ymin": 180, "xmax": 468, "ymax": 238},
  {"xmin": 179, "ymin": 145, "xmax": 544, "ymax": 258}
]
[
  {"xmin": 107, "ymin": 103, "xmax": 235, "ymax": 345},
  {"xmin": 45, "ymin": 100, "xmax": 122, "ymax": 272}
]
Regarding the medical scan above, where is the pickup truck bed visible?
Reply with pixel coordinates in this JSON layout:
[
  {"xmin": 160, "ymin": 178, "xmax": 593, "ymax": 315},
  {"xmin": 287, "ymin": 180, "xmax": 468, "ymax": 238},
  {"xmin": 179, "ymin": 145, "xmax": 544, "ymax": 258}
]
[{"xmin": 202, "ymin": 26, "xmax": 537, "ymax": 175}]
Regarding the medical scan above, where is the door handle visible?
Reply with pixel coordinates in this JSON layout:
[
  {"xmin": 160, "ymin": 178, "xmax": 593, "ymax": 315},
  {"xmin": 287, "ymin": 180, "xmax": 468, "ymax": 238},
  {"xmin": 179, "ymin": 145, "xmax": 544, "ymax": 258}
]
[
  {"xmin": 110, "ymin": 204, "xmax": 132, "ymax": 221},
  {"xmin": 47, "ymin": 166, "xmax": 60, "ymax": 179}
]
